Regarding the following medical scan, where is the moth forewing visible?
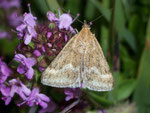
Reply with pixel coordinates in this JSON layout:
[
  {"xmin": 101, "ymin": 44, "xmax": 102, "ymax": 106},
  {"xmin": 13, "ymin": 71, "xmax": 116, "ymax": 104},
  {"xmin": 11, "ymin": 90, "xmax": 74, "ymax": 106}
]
[
  {"xmin": 41, "ymin": 34, "xmax": 82, "ymax": 88},
  {"xmin": 81, "ymin": 29, "xmax": 113, "ymax": 91}
]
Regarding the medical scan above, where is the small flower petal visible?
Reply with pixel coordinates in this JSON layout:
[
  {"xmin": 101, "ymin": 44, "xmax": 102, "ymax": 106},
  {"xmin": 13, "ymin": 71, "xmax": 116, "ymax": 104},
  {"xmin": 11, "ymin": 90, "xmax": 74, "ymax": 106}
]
[
  {"xmin": 47, "ymin": 32, "xmax": 52, "ymax": 39},
  {"xmin": 14, "ymin": 54, "xmax": 26, "ymax": 62},
  {"xmin": 16, "ymin": 24, "xmax": 26, "ymax": 32},
  {"xmin": 17, "ymin": 65, "xmax": 26, "ymax": 74},
  {"xmin": 38, "ymin": 94, "xmax": 50, "ymax": 102},
  {"xmin": 25, "ymin": 58, "xmax": 36, "ymax": 67},
  {"xmin": 34, "ymin": 50, "xmax": 41, "ymax": 57},
  {"xmin": 58, "ymin": 13, "xmax": 72, "ymax": 30},
  {"xmin": 25, "ymin": 68, "xmax": 34, "ymax": 79},
  {"xmin": 47, "ymin": 11, "xmax": 58, "ymax": 22},
  {"xmin": 5, "ymin": 97, "xmax": 12, "ymax": 105},
  {"xmin": 24, "ymin": 13, "xmax": 37, "ymax": 27},
  {"xmin": 27, "ymin": 26, "xmax": 37, "ymax": 37}
]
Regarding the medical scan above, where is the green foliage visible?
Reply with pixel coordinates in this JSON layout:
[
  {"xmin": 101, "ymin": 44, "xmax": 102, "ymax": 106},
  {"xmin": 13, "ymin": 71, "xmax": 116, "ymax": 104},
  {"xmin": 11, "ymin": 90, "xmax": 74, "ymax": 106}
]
[
  {"xmin": 134, "ymin": 18, "xmax": 150, "ymax": 113},
  {"xmin": 35, "ymin": 70, "xmax": 41, "ymax": 82}
]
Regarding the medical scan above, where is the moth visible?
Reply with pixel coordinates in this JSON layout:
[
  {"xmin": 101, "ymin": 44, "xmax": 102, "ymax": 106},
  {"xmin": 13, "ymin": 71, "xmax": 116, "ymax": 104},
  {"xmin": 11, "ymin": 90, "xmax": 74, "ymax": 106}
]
[{"xmin": 41, "ymin": 24, "xmax": 113, "ymax": 91}]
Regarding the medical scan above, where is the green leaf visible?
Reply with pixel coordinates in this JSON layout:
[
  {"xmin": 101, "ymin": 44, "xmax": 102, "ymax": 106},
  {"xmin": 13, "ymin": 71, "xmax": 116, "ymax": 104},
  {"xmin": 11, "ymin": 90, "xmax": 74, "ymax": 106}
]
[
  {"xmin": 0, "ymin": 38, "xmax": 19, "ymax": 57},
  {"xmin": 122, "ymin": 28, "xmax": 137, "ymax": 51},
  {"xmin": 49, "ymin": 23, "xmax": 55, "ymax": 29},
  {"xmin": 88, "ymin": 91, "xmax": 113, "ymax": 106},
  {"xmin": 85, "ymin": 0, "xmax": 96, "ymax": 20},
  {"xmin": 114, "ymin": 0, "xmax": 136, "ymax": 51},
  {"xmin": 46, "ymin": 0, "xmax": 61, "ymax": 13},
  {"xmin": 65, "ymin": 0, "xmax": 80, "ymax": 15},
  {"xmin": 35, "ymin": 70, "xmax": 41, "ymax": 82},
  {"xmin": 114, "ymin": 0, "xmax": 125, "ymax": 34},
  {"xmin": 89, "ymin": 0, "xmax": 111, "ymax": 21},
  {"xmin": 35, "ymin": 0, "xmax": 49, "ymax": 15},
  {"xmin": 116, "ymin": 79, "xmax": 136, "ymax": 101},
  {"xmin": 29, "ymin": 42, "xmax": 34, "ymax": 49},
  {"xmin": 108, "ymin": 73, "xmax": 136, "ymax": 102},
  {"xmin": 101, "ymin": 25, "xmax": 109, "ymax": 56},
  {"xmin": 120, "ymin": 45, "xmax": 136, "ymax": 77},
  {"xmin": 134, "ymin": 18, "xmax": 150, "ymax": 113}
]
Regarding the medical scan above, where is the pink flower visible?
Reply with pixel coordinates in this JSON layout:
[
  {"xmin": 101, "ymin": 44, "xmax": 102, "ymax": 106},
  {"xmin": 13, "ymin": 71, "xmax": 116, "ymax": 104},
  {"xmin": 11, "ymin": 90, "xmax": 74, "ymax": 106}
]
[
  {"xmin": 47, "ymin": 11, "xmax": 58, "ymax": 22},
  {"xmin": 58, "ymin": 13, "xmax": 73, "ymax": 30},
  {"xmin": 19, "ymin": 88, "xmax": 50, "ymax": 109},
  {"xmin": 16, "ymin": 12, "xmax": 37, "ymax": 45},
  {"xmin": 47, "ymin": 11, "xmax": 79, "ymax": 32},
  {"xmin": 0, "ymin": 59, "xmax": 11, "ymax": 83},
  {"xmin": 0, "ymin": 0, "xmax": 21, "ymax": 9},
  {"xmin": 64, "ymin": 88, "xmax": 82, "ymax": 101},
  {"xmin": 34, "ymin": 50, "xmax": 41, "ymax": 57},
  {"xmin": 7, "ymin": 11, "xmax": 23, "ymax": 27},
  {"xmin": 14, "ymin": 54, "xmax": 36, "ymax": 79},
  {"xmin": 0, "ymin": 31, "xmax": 11, "ymax": 39},
  {"xmin": 0, "ymin": 79, "xmax": 31, "ymax": 105},
  {"xmin": 39, "ymin": 100, "xmax": 56, "ymax": 113}
]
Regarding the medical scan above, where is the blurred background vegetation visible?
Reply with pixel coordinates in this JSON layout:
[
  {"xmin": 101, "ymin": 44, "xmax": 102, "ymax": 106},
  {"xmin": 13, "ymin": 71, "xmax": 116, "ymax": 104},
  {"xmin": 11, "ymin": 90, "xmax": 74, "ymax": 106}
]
[{"xmin": 0, "ymin": 0, "xmax": 150, "ymax": 113}]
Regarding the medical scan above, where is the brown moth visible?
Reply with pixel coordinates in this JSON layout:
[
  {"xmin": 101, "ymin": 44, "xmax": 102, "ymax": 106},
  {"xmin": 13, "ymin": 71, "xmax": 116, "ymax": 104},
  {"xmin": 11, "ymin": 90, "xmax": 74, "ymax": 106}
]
[{"xmin": 41, "ymin": 24, "xmax": 113, "ymax": 91}]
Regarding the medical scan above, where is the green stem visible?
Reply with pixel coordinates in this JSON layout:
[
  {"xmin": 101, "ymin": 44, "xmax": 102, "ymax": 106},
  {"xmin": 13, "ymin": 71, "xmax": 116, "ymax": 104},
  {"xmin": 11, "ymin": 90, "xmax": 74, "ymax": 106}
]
[{"xmin": 108, "ymin": 0, "xmax": 116, "ymax": 68}]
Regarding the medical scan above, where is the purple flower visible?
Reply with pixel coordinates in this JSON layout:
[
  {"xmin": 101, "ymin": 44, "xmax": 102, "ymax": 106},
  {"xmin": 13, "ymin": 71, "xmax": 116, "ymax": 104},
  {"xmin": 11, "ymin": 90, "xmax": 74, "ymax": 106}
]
[
  {"xmin": 0, "ymin": 0, "xmax": 21, "ymax": 9},
  {"xmin": 14, "ymin": 54, "xmax": 36, "ymax": 79},
  {"xmin": 0, "ymin": 84, "xmax": 11, "ymax": 105},
  {"xmin": 7, "ymin": 12, "xmax": 23, "ymax": 27},
  {"xmin": 46, "ymin": 32, "xmax": 52, "ymax": 39},
  {"xmin": 38, "ymin": 67, "xmax": 45, "ymax": 72},
  {"xmin": 19, "ymin": 88, "xmax": 50, "ymax": 109},
  {"xmin": 23, "ymin": 13, "xmax": 37, "ymax": 28},
  {"xmin": 41, "ymin": 46, "xmax": 46, "ymax": 53},
  {"xmin": 65, "ymin": 35, "xmax": 68, "ymax": 42},
  {"xmin": 0, "ymin": 59, "xmax": 11, "ymax": 83},
  {"xmin": 58, "ymin": 13, "xmax": 73, "ymax": 30},
  {"xmin": 16, "ymin": 12, "xmax": 37, "ymax": 45},
  {"xmin": 47, "ymin": 11, "xmax": 78, "ymax": 32},
  {"xmin": 39, "ymin": 100, "xmax": 56, "ymax": 113},
  {"xmin": 0, "ymin": 79, "xmax": 31, "ymax": 105},
  {"xmin": 34, "ymin": 50, "xmax": 41, "ymax": 57},
  {"xmin": 47, "ymin": 11, "xmax": 58, "ymax": 22},
  {"xmin": 64, "ymin": 88, "xmax": 82, "ymax": 101},
  {"xmin": 0, "ymin": 31, "xmax": 11, "ymax": 39}
]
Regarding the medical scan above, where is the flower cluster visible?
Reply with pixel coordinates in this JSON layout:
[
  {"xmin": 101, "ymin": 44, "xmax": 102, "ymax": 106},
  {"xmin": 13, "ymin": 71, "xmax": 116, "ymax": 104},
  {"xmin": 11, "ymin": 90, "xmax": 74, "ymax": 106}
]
[
  {"xmin": 15, "ymin": 10, "xmax": 78, "ymax": 72},
  {"xmin": 0, "ymin": 78, "xmax": 50, "ymax": 109},
  {"xmin": 18, "ymin": 87, "xmax": 50, "ymax": 109},
  {"xmin": 0, "ymin": 3, "xmax": 81, "ymax": 113}
]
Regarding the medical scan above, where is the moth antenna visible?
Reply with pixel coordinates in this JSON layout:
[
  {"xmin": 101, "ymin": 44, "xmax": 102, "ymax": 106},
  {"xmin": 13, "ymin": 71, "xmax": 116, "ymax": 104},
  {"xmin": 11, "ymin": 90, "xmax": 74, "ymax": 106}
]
[
  {"xmin": 89, "ymin": 15, "xmax": 103, "ymax": 25},
  {"xmin": 89, "ymin": 8, "xmax": 114, "ymax": 25}
]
